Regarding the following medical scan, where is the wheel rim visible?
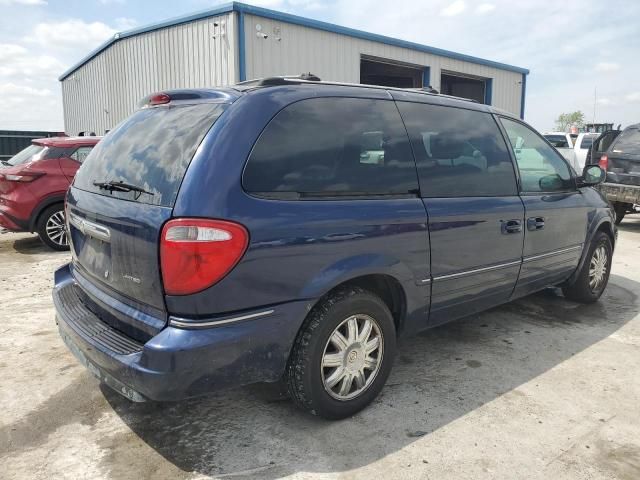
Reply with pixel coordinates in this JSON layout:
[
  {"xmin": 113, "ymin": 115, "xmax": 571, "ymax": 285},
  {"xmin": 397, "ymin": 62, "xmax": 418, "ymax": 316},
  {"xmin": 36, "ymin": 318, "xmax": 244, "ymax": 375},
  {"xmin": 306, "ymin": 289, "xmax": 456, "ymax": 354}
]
[
  {"xmin": 588, "ymin": 245, "xmax": 608, "ymax": 292},
  {"xmin": 45, "ymin": 210, "xmax": 68, "ymax": 247},
  {"xmin": 321, "ymin": 314, "xmax": 383, "ymax": 401}
]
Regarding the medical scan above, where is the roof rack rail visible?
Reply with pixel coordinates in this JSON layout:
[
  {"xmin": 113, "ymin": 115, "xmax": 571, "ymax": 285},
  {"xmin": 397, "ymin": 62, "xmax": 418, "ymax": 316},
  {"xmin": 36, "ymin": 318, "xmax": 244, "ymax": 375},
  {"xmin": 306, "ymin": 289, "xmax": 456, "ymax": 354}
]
[
  {"xmin": 237, "ymin": 73, "xmax": 321, "ymax": 87},
  {"xmin": 418, "ymin": 85, "xmax": 439, "ymax": 94},
  {"xmin": 234, "ymin": 76, "xmax": 482, "ymax": 105}
]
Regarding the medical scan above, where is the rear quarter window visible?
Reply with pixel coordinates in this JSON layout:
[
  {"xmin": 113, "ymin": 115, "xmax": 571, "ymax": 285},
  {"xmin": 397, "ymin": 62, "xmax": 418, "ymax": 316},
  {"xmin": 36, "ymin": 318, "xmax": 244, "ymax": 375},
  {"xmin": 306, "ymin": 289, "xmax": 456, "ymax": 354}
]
[
  {"xmin": 611, "ymin": 127, "xmax": 640, "ymax": 155},
  {"xmin": 73, "ymin": 103, "xmax": 227, "ymax": 207},
  {"xmin": 243, "ymin": 97, "xmax": 419, "ymax": 198}
]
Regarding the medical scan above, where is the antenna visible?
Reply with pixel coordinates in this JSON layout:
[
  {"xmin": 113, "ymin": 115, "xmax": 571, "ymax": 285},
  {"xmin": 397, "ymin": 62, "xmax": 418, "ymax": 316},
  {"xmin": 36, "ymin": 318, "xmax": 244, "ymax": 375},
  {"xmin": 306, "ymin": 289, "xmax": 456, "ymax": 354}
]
[{"xmin": 592, "ymin": 86, "xmax": 597, "ymax": 129}]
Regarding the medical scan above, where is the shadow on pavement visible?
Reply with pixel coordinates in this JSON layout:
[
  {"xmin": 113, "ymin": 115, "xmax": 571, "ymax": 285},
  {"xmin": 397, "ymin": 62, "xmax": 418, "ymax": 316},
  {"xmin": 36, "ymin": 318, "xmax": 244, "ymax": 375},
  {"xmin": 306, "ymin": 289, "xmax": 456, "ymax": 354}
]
[
  {"xmin": 7, "ymin": 234, "xmax": 51, "ymax": 255},
  {"xmin": 100, "ymin": 275, "xmax": 638, "ymax": 479}
]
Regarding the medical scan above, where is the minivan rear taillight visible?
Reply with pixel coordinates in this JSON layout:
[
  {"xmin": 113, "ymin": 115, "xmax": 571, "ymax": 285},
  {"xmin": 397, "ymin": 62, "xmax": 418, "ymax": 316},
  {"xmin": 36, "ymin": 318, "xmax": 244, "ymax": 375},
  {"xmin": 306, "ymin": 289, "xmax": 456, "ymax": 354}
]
[
  {"xmin": 160, "ymin": 219, "xmax": 249, "ymax": 295},
  {"xmin": 599, "ymin": 154, "xmax": 609, "ymax": 171}
]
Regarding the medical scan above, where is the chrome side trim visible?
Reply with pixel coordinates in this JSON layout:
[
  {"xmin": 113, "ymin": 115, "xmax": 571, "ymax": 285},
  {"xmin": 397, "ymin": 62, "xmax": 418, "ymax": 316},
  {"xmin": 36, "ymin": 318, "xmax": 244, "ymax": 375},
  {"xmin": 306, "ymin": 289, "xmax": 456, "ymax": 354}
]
[
  {"xmin": 68, "ymin": 212, "xmax": 111, "ymax": 242},
  {"xmin": 523, "ymin": 244, "xmax": 582, "ymax": 263},
  {"xmin": 418, "ymin": 278, "xmax": 431, "ymax": 285},
  {"xmin": 169, "ymin": 309, "xmax": 275, "ymax": 329},
  {"xmin": 433, "ymin": 260, "xmax": 521, "ymax": 282}
]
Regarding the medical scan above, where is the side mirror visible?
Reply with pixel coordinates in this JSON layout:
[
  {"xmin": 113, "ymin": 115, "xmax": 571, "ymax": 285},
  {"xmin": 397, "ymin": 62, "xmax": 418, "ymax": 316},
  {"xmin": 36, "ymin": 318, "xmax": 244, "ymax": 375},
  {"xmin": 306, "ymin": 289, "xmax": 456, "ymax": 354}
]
[
  {"xmin": 578, "ymin": 165, "xmax": 606, "ymax": 187},
  {"xmin": 539, "ymin": 174, "xmax": 563, "ymax": 191}
]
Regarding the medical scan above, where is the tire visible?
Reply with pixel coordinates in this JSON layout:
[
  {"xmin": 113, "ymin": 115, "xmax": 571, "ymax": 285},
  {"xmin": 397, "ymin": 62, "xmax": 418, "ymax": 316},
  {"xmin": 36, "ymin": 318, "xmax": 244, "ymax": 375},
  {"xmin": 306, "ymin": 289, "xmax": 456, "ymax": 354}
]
[
  {"xmin": 614, "ymin": 204, "xmax": 626, "ymax": 225},
  {"xmin": 37, "ymin": 204, "xmax": 70, "ymax": 251},
  {"xmin": 286, "ymin": 286, "xmax": 396, "ymax": 420},
  {"xmin": 562, "ymin": 232, "xmax": 612, "ymax": 303}
]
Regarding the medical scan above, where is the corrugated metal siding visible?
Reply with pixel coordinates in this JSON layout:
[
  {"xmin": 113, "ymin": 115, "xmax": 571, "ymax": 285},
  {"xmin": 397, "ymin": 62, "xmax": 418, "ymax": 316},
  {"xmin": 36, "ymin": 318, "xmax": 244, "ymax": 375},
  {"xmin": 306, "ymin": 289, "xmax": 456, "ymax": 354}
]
[
  {"xmin": 0, "ymin": 130, "xmax": 64, "ymax": 159},
  {"xmin": 61, "ymin": 12, "xmax": 237, "ymax": 135},
  {"xmin": 243, "ymin": 13, "xmax": 523, "ymax": 115}
]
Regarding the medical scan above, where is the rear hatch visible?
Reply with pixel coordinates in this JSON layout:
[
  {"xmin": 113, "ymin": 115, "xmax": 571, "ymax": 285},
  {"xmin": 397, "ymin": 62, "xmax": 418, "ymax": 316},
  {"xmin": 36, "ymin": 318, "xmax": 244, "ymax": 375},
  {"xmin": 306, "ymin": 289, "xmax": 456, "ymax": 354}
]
[
  {"xmin": 606, "ymin": 126, "xmax": 640, "ymax": 186},
  {"xmin": 67, "ymin": 100, "xmax": 228, "ymax": 340}
]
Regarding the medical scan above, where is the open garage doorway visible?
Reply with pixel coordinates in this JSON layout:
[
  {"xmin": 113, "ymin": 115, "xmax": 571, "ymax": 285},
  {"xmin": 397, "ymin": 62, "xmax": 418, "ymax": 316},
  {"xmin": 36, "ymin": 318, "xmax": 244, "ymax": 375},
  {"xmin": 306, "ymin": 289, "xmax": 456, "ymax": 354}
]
[
  {"xmin": 440, "ymin": 71, "xmax": 490, "ymax": 104},
  {"xmin": 360, "ymin": 57, "xmax": 424, "ymax": 88}
]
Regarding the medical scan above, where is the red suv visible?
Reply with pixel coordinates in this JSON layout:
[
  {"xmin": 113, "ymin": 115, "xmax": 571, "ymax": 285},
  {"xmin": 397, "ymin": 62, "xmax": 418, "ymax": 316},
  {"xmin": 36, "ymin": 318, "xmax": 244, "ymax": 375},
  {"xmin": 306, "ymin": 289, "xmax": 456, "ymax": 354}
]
[{"xmin": 0, "ymin": 136, "xmax": 100, "ymax": 250}]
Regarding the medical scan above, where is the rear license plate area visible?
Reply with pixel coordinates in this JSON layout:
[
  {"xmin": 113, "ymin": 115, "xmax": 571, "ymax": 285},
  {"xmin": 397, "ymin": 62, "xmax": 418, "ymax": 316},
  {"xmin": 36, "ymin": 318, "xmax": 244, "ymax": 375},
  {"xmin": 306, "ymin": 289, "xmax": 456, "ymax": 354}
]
[{"xmin": 71, "ymin": 227, "xmax": 113, "ymax": 281}]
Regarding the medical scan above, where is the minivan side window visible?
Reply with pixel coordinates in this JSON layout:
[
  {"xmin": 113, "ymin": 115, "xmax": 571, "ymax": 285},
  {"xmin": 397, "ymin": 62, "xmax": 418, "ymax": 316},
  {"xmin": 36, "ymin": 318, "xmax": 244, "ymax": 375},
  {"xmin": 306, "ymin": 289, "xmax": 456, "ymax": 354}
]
[
  {"xmin": 500, "ymin": 118, "xmax": 573, "ymax": 193},
  {"xmin": 243, "ymin": 98, "xmax": 418, "ymax": 197},
  {"xmin": 396, "ymin": 102, "xmax": 518, "ymax": 197}
]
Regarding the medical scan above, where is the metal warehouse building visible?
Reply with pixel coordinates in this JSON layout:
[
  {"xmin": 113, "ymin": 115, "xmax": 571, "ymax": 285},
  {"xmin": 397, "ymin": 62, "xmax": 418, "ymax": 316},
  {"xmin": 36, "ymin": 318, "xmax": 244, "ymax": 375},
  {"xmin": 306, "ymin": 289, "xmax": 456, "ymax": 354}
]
[{"xmin": 59, "ymin": 2, "xmax": 529, "ymax": 135}]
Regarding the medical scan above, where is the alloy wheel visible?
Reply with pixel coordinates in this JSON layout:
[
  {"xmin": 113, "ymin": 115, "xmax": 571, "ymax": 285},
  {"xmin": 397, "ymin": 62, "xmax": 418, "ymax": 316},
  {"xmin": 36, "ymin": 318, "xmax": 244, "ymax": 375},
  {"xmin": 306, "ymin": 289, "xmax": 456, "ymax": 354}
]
[
  {"xmin": 321, "ymin": 314, "xmax": 383, "ymax": 401},
  {"xmin": 45, "ymin": 211, "xmax": 68, "ymax": 247},
  {"xmin": 588, "ymin": 245, "xmax": 608, "ymax": 292}
]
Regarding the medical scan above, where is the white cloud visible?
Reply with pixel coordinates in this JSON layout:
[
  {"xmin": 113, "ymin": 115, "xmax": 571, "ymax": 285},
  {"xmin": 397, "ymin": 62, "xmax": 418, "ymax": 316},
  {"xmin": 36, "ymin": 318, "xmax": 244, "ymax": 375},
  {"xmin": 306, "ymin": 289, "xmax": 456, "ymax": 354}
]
[
  {"xmin": 475, "ymin": 3, "xmax": 496, "ymax": 14},
  {"xmin": 0, "ymin": 48, "xmax": 64, "ymax": 78},
  {"xmin": 0, "ymin": 43, "xmax": 27, "ymax": 60},
  {"xmin": 25, "ymin": 19, "xmax": 116, "ymax": 49},
  {"xmin": 596, "ymin": 98, "xmax": 613, "ymax": 106},
  {"xmin": 595, "ymin": 62, "xmax": 620, "ymax": 72},
  {"xmin": 0, "ymin": 0, "xmax": 46, "ymax": 5},
  {"xmin": 626, "ymin": 92, "xmax": 640, "ymax": 102},
  {"xmin": 115, "ymin": 17, "xmax": 138, "ymax": 31},
  {"xmin": 0, "ymin": 83, "xmax": 52, "ymax": 97},
  {"xmin": 441, "ymin": 0, "xmax": 466, "ymax": 16}
]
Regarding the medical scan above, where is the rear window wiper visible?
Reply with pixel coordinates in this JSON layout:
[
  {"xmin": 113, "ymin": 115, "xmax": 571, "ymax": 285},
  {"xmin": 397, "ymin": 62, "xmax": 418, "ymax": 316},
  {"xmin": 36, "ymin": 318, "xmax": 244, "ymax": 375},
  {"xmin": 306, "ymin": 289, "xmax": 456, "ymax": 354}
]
[{"xmin": 93, "ymin": 180, "xmax": 155, "ymax": 199}]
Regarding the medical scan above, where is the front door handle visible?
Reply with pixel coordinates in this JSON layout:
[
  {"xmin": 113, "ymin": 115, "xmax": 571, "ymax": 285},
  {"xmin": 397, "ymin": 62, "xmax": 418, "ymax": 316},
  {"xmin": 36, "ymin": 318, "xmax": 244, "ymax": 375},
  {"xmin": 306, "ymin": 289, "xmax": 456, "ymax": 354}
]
[
  {"xmin": 501, "ymin": 219, "xmax": 522, "ymax": 234},
  {"xmin": 527, "ymin": 217, "xmax": 545, "ymax": 231}
]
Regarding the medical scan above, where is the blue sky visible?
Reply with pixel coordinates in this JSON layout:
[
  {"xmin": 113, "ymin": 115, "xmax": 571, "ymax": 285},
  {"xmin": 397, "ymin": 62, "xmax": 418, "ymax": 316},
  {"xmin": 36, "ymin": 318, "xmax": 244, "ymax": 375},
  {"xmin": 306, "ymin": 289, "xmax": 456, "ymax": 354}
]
[{"xmin": 1, "ymin": 0, "xmax": 639, "ymax": 132}]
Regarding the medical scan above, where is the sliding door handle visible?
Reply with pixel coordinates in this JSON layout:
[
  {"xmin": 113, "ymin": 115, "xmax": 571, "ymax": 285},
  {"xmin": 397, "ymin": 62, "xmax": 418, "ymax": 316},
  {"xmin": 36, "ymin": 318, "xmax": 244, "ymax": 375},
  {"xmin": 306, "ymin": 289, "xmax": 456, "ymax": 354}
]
[
  {"xmin": 501, "ymin": 219, "xmax": 522, "ymax": 234},
  {"xmin": 527, "ymin": 217, "xmax": 545, "ymax": 231}
]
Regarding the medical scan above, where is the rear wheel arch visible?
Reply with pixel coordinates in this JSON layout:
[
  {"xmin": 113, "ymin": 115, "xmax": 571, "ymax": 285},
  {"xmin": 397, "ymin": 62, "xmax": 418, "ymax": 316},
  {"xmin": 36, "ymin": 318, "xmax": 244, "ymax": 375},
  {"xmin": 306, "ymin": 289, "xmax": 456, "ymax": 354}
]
[
  {"xmin": 304, "ymin": 273, "xmax": 407, "ymax": 334},
  {"xmin": 29, "ymin": 195, "xmax": 65, "ymax": 232}
]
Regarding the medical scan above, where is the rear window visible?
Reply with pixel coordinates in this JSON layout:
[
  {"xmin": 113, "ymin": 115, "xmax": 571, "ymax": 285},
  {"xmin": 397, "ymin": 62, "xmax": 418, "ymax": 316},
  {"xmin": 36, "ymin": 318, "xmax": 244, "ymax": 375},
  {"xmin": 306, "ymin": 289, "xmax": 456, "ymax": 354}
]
[
  {"xmin": 243, "ymin": 97, "xmax": 418, "ymax": 197},
  {"xmin": 73, "ymin": 103, "xmax": 227, "ymax": 207},
  {"xmin": 579, "ymin": 136, "xmax": 596, "ymax": 149},
  {"xmin": 611, "ymin": 127, "xmax": 640, "ymax": 155},
  {"xmin": 6, "ymin": 144, "xmax": 45, "ymax": 166},
  {"xmin": 544, "ymin": 135, "xmax": 570, "ymax": 148}
]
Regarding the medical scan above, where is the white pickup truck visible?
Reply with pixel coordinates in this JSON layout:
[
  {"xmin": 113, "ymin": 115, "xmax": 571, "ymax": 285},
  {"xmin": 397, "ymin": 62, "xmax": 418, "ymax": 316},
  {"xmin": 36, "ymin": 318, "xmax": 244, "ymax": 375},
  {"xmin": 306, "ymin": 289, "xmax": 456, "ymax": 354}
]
[
  {"xmin": 573, "ymin": 132, "xmax": 600, "ymax": 170},
  {"xmin": 544, "ymin": 132, "xmax": 579, "ymax": 171}
]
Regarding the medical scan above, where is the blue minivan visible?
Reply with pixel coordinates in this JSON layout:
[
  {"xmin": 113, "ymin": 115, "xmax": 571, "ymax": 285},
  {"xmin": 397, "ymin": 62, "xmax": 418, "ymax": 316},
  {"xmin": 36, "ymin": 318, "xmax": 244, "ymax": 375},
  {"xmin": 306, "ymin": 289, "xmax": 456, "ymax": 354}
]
[{"xmin": 53, "ymin": 77, "xmax": 614, "ymax": 419}]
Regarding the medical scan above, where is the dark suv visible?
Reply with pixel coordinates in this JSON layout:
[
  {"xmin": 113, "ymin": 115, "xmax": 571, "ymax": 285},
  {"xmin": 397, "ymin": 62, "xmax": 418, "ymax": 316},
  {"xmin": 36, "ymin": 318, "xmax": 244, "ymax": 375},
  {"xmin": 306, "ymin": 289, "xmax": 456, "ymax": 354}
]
[
  {"xmin": 53, "ymin": 78, "xmax": 614, "ymax": 419},
  {"xmin": 590, "ymin": 124, "xmax": 640, "ymax": 224}
]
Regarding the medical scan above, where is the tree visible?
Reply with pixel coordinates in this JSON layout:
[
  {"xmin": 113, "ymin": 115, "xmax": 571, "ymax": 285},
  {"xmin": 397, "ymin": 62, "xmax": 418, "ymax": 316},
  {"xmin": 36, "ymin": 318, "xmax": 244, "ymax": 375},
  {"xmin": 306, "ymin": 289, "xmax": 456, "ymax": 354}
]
[{"xmin": 555, "ymin": 111, "xmax": 585, "ymax": 132}]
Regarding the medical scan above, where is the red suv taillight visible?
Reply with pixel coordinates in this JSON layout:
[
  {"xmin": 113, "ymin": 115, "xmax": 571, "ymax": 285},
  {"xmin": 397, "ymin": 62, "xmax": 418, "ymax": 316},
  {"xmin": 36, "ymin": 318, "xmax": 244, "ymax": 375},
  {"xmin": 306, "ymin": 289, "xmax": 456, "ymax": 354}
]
[
  {"xmin": 599, "ymin": 154, "xmax": 608, "ymax": 171},
  {"xmin": 160, "ymin": 219, "xmax": 249, "ymax": 295},
  {"xmin": 1, "ymin": 171, "xmax": 45, "ymax": 182}
]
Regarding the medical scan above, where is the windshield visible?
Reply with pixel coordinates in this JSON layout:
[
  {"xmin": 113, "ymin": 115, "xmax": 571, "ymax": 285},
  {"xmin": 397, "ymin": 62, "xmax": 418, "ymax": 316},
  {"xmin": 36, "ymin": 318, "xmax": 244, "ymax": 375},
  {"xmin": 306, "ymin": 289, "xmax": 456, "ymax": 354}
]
[
  {"xmin": 611, "ymin": 127, "xmax": 640, "ymax": 155},
  {"xmin": 73, "ymin": 103, "xmax": 227, "ymax": 207},
  {"xmin": 6, "ymin": 144, "xmax": 45, "ymax": 166}
]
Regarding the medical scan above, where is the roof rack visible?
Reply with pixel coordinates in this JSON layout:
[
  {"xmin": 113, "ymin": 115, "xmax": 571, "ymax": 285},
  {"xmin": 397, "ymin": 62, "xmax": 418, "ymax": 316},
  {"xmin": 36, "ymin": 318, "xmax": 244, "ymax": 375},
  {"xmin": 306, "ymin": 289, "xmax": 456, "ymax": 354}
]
[
  {"xmin": 416, "ymin": 85, "xmax": 439, "ymax": 94},
  {"xmin": 234, "ymin": 75, "xmax": 482, "ymax": 106},
  {"xmin": 237, "ymin": 73, "xmax": 322, "ymax": 87}
]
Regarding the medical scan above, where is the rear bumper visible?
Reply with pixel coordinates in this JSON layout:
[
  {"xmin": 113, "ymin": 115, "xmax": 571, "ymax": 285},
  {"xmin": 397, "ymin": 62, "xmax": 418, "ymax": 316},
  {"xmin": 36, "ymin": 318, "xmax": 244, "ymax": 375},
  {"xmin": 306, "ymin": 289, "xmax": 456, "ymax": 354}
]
[
  {"xmin": 0, "ymin": 210, "xmax": 28, "ymax": 231},
  {"xmin": 599, "ymin": 182, "xmax": 640, "ymax": 205},
  {"xmin": 0, "ymin": 189, "xmax": 34, "ymax": 231},
  {"xmin": 53, "ymin": 263, "xmax": 309, "ymax": 401}
]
